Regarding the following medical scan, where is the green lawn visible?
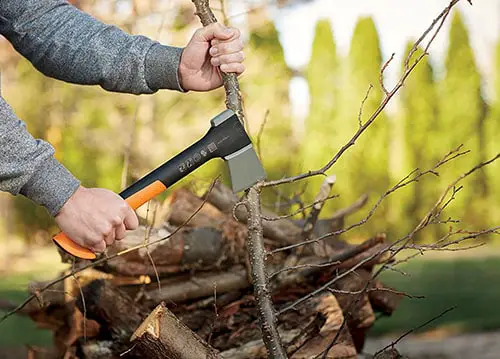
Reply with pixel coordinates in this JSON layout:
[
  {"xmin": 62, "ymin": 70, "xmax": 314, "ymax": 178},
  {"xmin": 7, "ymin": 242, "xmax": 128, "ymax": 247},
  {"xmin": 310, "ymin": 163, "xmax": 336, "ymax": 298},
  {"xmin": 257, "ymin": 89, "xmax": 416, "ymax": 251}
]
[
  {"xmin": 370, "ymin": 255, "xmax": 500, "ymax": 336},
  {"xmin": 0, "ymin": 271, "xmax": 53, "ymax": 347}
]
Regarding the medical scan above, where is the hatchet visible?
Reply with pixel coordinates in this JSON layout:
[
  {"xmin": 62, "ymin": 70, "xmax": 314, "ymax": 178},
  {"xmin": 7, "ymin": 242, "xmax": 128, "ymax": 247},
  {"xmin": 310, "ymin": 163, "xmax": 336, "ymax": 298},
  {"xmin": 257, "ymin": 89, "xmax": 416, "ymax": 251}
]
[{"xmin": 52, "ymin": 109, "xmax": 266, "ymax": 259}]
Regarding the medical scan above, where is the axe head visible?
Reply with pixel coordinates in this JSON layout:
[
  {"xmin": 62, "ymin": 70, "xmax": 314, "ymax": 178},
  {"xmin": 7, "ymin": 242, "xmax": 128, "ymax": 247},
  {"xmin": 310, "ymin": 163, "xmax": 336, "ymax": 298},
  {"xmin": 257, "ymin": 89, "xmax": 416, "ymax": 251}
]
[{"xmin": 209, "ymin": 110, "xmax": 266, "ymax": 192}]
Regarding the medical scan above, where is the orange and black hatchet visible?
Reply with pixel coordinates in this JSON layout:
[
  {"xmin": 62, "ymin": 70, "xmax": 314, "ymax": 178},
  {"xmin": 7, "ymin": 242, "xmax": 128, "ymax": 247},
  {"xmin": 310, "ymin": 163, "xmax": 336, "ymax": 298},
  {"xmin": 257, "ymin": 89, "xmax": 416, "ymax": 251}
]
[{"xmin": 53, "ymin": 109, "xmax": 266, "ymax": 259}]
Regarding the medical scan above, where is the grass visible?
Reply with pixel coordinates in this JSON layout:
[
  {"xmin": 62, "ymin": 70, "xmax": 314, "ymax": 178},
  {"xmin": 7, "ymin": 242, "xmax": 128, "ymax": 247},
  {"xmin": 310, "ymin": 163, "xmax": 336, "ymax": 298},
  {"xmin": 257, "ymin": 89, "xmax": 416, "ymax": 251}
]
[
  {"xmin": 0, "ymin": 271, "xmax": 53, "ymax": 347},
  {"xmin": 370, "ymin": 254, "xmax": 500, "ymax": 336},
  {"xmin": 0, "ymin": 243, "xmax": 67, "ymax": 348}
]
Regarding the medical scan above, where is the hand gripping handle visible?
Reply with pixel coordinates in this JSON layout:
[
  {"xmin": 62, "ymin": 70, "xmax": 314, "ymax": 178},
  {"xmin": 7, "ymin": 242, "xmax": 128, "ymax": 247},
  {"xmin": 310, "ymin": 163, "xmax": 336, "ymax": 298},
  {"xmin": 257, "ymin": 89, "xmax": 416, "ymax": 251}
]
[{"xmin": 52, "ymin": 181, "xmax": 167, "ymax": 259}]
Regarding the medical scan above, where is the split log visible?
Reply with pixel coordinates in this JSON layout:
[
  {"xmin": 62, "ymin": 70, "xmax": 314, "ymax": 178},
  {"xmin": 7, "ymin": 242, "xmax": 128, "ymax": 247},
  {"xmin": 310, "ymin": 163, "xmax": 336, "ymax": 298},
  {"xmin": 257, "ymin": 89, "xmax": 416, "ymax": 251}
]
[{"xmin": 130, "ymin": 302, "xmax": 220, "ymax": 359}]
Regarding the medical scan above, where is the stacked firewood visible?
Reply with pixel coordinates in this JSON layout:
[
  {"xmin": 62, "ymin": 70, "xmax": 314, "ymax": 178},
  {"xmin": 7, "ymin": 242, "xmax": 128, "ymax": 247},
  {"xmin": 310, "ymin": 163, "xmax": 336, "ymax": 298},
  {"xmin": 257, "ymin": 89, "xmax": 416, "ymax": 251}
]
[{"xmin": 19, "ymin": 182, "xmax": 403, "ymax": 359}]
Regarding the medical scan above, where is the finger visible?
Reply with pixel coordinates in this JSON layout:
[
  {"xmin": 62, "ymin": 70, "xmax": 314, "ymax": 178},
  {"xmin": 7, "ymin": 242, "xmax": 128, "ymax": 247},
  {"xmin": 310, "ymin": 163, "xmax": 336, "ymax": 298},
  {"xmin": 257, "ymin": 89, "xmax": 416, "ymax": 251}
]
[
  {"xmin": 211, "ymin": 32, "xmax": 241, "ymax": 46},
  {"xmin": 193, "ymin": 23, "xmax": 234, "ymax": 42},
  {"xmin": 91, "ymin": 240, "xmax": 106, "ymax": 253},
  {"xmin": 123, "ymin": 205, "xmax": 139, "ymax": 230},
  {"xmin": 211, "ymin": 51, "xmax": 245, "ymax": 67},
  {"xmin": 210, "ymin": 39, "xmax": 244, "ymax": 57},
  {"xmin": 104, "ymin": 228, "xmax": 115, "ymax": 246},
  {"xmin": 115, "ymin": 223, "xmax": 127, "ymax": 241},
  {"xmin": 220, "ymin": 63, "xmax": 245, "ymax": 74}
]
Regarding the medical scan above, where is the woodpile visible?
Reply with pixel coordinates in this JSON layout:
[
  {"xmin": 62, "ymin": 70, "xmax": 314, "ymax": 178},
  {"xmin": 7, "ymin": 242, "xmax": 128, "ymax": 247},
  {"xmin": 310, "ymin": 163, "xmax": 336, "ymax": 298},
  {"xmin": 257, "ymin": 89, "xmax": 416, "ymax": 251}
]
[{"xmin": 18, "ymin": 183, "xmax": 403, "ymax": 358}]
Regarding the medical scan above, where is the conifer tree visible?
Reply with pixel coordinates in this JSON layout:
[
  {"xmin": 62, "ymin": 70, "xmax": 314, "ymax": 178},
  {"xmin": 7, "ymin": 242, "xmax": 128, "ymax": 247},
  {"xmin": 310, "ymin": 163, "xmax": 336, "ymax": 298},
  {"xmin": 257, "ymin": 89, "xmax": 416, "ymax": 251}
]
[
  {"xmin": 399, "ymin": 42, "xmax": 439, "ymax": 230},
  {"xmin": 439, "ymin": 11, "xmax": 487, "ymax": 220},
  {"xmin": 327, "ymin": 17, "xmax": 389, "ymax": 225},
  {"xmin": 301, "ymin": 19, "xmax": 339, "ymax": 204},
  {"xmin": 484, "ymin": 41, "xmax": 500, "ymax": 217},
  {"xmin": 243, "ymin": 16, "xmax": 295, "ymax": 206}
]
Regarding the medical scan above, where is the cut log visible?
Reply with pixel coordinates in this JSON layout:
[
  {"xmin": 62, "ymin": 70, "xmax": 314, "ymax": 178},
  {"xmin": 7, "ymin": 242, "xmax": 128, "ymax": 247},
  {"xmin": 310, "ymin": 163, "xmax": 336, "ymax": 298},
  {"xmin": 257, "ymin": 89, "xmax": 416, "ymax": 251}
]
[
  {"xmin": 168, "ymin": 188, "xmax": 227, "ymax": 227},
  {"xmin": 103, "ymin": 225, "xmax": 246, "ymax": 276},
  {"xmin": 144, "ymin": 266, "xmax": 249, "ymax": 304},
  {"xmin": 130, "ymin": 302, "xmax": 220, "ymax": 359}
]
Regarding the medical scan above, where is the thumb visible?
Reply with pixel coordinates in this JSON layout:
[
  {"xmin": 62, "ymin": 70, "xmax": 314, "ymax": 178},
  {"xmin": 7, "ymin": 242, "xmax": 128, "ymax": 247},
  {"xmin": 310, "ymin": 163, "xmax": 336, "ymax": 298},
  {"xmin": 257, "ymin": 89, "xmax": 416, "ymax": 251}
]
[{"xmin": 193, "ymin": 23, "xmax": 233, "ymax": 42}]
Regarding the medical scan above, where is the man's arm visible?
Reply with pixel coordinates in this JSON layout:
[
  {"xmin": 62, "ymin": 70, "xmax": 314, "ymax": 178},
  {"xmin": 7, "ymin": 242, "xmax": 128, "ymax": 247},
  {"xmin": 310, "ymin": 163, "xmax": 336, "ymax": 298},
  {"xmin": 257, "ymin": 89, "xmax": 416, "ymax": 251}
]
[
  {"xmin": 0, "ymin": 0, "xmax": 184, "ymax": 94},
  {"xmin": 0, "ymin": 96, "xmax": 80, "ymax": 216},
  {"xmin": 0, "ymin": 96, "xmax": 138, "ymax": 252}
]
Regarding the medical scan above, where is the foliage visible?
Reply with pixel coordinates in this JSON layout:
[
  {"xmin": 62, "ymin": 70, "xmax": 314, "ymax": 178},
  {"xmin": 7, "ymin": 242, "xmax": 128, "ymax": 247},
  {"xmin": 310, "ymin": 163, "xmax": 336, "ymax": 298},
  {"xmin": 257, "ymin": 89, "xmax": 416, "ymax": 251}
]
[
  {"xmin": 301, "ymin": 19, "xmax": 340, "ymax": 205},
  {"xmin": 243, "ymin": 18, "xmax": 296, "ymax": 205},
  {"xmin": 438, "ymin": 10, "xmax": 488, "ymax": 223},
  {"xmin": 398, "ymin": 42, "xmax": 440, "ymax": 235},
  {"xmin": 484, "ymin": 41, "xmax": 500, "ymax": 219}
]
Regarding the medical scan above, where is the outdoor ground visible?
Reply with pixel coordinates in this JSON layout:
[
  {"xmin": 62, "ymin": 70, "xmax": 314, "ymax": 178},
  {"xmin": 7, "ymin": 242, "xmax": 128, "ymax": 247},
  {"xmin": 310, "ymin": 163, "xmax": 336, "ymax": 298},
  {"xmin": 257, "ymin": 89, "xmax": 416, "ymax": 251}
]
[{"xmin": 1, "ymin": 242, "xmax": 500, "ymax": 358}]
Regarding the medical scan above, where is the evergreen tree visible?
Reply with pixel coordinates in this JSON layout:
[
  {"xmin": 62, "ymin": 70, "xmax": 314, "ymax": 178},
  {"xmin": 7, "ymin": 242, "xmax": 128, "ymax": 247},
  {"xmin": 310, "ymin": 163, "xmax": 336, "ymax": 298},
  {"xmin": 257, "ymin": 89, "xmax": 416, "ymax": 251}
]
[
  {"xmin": 438, "ymin": 10, "xmax": 487, "ymax": 221},
  {"xmin": 399, "ymin": 42, "xmax": 439, "ymax": 232},
  {"xmin": 484, "ymin": 41, "xmax": 500, "ymax": 218},
  {"xmin": 243, "ymin": 17, "xmax": 295, "ymax": 206},
  {"xmin": 330, "ymin": 17, "xmax": 389, "ymax": 227},
  {"xmin": 301, "ymin": 19, "xmax": 340, "ymax": 204}
]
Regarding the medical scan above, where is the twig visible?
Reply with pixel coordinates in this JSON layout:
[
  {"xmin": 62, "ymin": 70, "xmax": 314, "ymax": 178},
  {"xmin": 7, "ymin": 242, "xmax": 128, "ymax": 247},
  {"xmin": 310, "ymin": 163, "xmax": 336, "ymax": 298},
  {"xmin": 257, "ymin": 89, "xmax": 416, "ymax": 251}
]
[
  {"xmin": 262, "ymin": 194, "xmax": 339, "ymax": 221},
  {"xmin": 256, "ymin": 109, "xmax": 270, "ymax": 162},
  {"xmin": 358, "ymin": 85, "xmax": 373, "ymax": 127},
  {"xmin": 301, "ymin": 175, "xmax": 336, "ymax": 240},
  {"xmin": 379, "ymin": 53, "xmax": 395, "ymax": 95},
  {"xmin": 329, "ymin": 193, "xmax": 369, "ymax": 221}
]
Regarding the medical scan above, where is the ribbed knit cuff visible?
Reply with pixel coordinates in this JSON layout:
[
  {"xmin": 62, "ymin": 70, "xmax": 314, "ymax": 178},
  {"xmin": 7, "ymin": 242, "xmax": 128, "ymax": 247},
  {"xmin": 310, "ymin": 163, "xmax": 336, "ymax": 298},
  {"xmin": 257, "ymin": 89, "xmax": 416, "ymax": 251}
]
[
  {"xmin": 144, "ymin": 44, "xmax": 186, "ymax": 92},
  {"xmin": 20, "ymin": 156, "xmax": 81, "ymax": 217}
]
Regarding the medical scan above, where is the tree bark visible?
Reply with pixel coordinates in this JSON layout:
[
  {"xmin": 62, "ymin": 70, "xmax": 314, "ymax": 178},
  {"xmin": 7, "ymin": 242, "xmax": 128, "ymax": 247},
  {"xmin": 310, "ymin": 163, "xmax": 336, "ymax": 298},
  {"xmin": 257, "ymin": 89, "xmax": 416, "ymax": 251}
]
[{"xmin": 104, "ymin": 224, "xmax": 246, "ymax": 276}]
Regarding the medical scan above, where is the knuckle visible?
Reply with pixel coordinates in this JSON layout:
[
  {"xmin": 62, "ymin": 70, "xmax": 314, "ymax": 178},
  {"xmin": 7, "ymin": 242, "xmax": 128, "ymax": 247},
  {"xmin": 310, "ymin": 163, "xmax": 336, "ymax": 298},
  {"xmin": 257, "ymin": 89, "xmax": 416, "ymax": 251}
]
[
  {"xmin": 111, "ymin": 215, "xmax": 122, "ymax": 226},
  {"xmin": 88, "ymin": 235, "xmax": 102, "ymax": 246},
  {"xmin": 101, "ymin": 223, "xmax": 113, "ymax": 237}
]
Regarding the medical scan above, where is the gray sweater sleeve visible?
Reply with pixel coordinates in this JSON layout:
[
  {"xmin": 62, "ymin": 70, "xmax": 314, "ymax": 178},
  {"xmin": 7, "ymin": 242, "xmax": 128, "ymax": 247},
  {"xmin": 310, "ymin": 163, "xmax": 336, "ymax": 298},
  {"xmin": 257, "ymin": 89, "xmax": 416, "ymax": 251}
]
[{"xmin": 0, "ymin": 0, "xmax": 185, "ymax": 216}]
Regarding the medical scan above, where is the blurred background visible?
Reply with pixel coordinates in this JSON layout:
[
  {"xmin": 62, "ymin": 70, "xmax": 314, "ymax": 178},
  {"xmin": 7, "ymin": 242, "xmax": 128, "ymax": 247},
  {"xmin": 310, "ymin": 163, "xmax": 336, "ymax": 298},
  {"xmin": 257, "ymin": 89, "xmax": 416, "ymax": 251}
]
[{"xmin": 0, "ymin": 0, "xmax": 499, "ymax": 357}]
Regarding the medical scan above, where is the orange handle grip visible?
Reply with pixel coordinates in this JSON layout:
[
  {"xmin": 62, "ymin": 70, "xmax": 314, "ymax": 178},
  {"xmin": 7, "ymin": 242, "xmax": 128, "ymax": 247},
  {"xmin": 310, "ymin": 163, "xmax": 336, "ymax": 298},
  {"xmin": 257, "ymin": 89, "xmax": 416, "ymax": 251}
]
[{"xmin": 52, "ymin": 180, "xmax": 167, "ymax": 259}]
